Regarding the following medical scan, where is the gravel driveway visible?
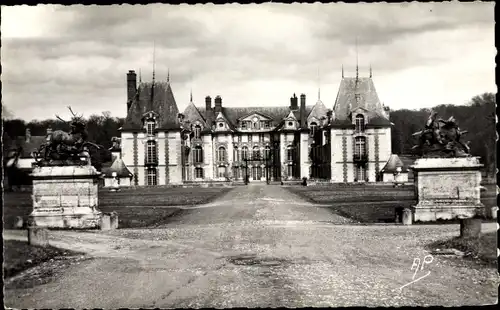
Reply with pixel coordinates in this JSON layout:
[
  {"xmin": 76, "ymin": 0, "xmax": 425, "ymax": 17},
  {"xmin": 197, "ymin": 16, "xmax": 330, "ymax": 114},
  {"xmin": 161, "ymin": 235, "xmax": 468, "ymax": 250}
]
[{"xmin": 4, "ymin": 184, "xmax": 498, "ymax": 308}]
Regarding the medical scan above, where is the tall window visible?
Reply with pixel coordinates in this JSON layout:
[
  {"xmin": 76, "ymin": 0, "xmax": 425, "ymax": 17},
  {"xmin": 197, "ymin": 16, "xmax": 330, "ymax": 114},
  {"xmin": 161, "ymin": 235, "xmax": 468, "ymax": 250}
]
[
  {"xmin": 310, "ymin": 122, "xmax": 318, "ymax": 137},
  {"xmin": 287, "ymin": 145, "xmax": 294, "ymax": 161},
  {"xmin": 146, "ymin": 120, "xmax": 156, "ymax": 136},
  {"xmin": 356, "ymin": 165, "xmax": 366, "ymax": 181},
  {"xmin": 264, "ymin": 146, "xmax": 271, "ymax": 160},
  {"xmin": 234, "ymin": 147, "xmax": 240, "ymax": 162},
  {"xmin": 193, "ymin": 145, "xmax": 203, "ymax": 163},
  {"xmin": 194, "ymin": 125, "xmax": 202, "ymax": 139},
  {"xmin": 355, "ymin": 114, "xmax": 365, "ymax": 132},
  {"xmin": 233, "ymin": 167, "xmax": 241, "ymax": 179},
  {"xmin": 146, "ymin": 141, "xmax": 157, "ymax": 164},
  {"xmin": 147, "ymin": 168, "xmax": 157, "ymax": 185},
  {"xmin": 241, "ymin": 146, "xmax": 248, "ymax": 160},
  {"xmin": 287, "ymin": 165, "xmax": 293, "ymax": 178},
  {"xmin": 218, "ymin": 146, "xmax": 226, "ymax": 162},
  {"xmin": 355, "ymin": 137, "xmax": 366, "ymax": 157},
  {"xmin": 253, "ymin": 146, "xmax": 260, "ymax": 160},
  {"xmin": 195, "ymin": 167, "xmax": 204, "ymax": 179}
]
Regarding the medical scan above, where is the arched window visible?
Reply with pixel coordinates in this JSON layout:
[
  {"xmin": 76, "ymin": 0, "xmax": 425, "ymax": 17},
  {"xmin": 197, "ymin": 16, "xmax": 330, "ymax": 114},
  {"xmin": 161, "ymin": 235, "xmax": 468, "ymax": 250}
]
[
  {"xmin": 241, "ymin": 146, "xmax": 248, "ymax": 160},
  {"xmin": 264, "ymin": 146, "xmax": 271, "ymax": 160},
  {"xmin": 146, "ymin": 141, "xmax": 157, "ymax": 164},
  {"xmin": 310, "ymin": 122, "xmax": 318, "ymax": 137},
  {"xmin": 287, "ymin": 145, "xmax": 295, "ymax": 161},
  {"xmin": 355, "ymin": 114, "xmax": 365, "ymax": 132},
  {"xmin": 234, "ymin": 146, "xmax": 239, "ymax": 162},
  {"xmin": 253, "ymin": 146, "xmax": 260, "ymax": 160},
  {"xmin": 193, "ymin": 145, "xmax": 203, "ymax": 163},
  {"xmin": 194, "ymin": 125, "xmax": 202, "ymax": 139},
  {"xmin": 146, "ymin": 120, "xmax": 156, "ymax": 136},
  {"xmin": 218, "ymin": 146, "xmax": 226, "ymax": 162},
  {"xmin": 354, "ymin": 137, "xmax": 366, "ymax": 158}
]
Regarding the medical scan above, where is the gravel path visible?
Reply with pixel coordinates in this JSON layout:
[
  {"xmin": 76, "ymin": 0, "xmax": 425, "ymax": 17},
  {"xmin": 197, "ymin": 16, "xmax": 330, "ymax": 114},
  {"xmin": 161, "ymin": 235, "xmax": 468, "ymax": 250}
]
[{"xmin": 4, "ymin": 184, "xmax": 498, "ymax": 308}]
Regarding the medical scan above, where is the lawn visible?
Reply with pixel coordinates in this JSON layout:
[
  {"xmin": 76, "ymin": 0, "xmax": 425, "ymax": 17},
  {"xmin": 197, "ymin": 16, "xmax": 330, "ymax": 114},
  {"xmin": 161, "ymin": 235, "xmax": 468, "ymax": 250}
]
[
  {"xmin": 426, "ymin": 231, "xmax": 497, "ymax": 267},
  {"xmin": 3, "ymin": 186, "xmax": 234, "ymax": 229},
  {"xmin": 3, "ymin": 239, "xmax": 85, "ymax": 279},
  {"xmin": 287, "ymin": 184, "xmax": 497, "ymax": 223}
]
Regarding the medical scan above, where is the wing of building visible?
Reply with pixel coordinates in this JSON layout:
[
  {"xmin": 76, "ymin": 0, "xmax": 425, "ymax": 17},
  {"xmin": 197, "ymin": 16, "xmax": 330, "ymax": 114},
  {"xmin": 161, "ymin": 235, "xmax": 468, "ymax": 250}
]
[{"xmin": 119, "ymin": 69, "xmax": 395, "ymax": 185}]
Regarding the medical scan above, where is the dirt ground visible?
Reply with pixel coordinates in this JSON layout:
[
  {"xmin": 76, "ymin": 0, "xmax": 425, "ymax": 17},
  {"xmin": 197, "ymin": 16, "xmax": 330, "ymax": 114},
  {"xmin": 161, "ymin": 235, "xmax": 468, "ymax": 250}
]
[{"xmin": 4, "ymin": 184, "xmax": 498, "ymax": 308}]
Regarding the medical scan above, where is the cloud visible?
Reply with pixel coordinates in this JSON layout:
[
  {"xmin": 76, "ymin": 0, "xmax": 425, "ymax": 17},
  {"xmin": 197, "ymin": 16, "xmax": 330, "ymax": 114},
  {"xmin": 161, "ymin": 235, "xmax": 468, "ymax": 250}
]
[{"xmin": 1, "ymin": 3, "xmax": 495, "ymax": 121}]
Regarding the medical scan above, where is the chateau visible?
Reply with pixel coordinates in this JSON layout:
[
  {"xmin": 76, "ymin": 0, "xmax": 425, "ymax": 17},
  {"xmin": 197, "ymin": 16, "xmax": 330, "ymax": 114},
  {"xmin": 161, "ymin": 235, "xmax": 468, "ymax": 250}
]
[{"xmin": 117, "ymin": 68, "xmax": 395, "ymax": 186}]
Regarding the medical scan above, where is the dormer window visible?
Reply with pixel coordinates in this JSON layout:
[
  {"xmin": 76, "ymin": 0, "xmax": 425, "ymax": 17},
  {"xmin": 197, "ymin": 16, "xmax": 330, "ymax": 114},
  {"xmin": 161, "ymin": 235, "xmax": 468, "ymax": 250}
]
[
  {"xmin": 288, "ymin": 121, "xmax": 293, "ymax": 127},
  {"xmin": 146, "ymin": 120, "xmax": 156, "ymax": 136},
  {"xmin": 194, "ymin": 125, "xmax": 202, "ymax": 139},
  {"xmin": 218, "ymin": 123, "xmax": 224, "ymax": 128},
  {"xmin": 355, "ymin": 114, "xmax": 365, "ymax": 132},
  {"xmin": 310, "ymin": 122, "xmax": 318, "ymax": 137},
  {"xmin": 241, "ymin": 122, "xmax": 247, "ymax": 129}
]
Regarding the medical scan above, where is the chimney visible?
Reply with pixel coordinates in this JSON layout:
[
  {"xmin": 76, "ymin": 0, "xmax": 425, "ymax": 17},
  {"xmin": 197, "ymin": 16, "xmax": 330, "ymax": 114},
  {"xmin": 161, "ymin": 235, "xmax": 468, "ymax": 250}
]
[
  {"xmin": 127, "ymin": 70, "xmax": 137, "ymax": 112},
  {"xmin": 25, "ymin": 128, "xmax": 31, "ymax": 143},
  {"xmin": 290, "ymin": 93, "xmax": 298, "ymax": 110},
  {"xmin": 205, "ymin": 96, "xmax": 212, "ymax": 111},
  {"xmin": 214, "ymin": 95, "xmax": 222, "ymax": 113},
  {"xmin": 300, "ymin": 94, "xmax": 306, "ymax": 128}
]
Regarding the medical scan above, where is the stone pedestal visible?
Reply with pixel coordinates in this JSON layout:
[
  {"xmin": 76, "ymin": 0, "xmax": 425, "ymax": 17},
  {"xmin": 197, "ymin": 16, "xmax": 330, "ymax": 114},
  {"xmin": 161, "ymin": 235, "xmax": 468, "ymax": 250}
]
[
  {"xmin": 410, "ymin": 157, "xmax": 484, "ymax": 222},
  {"xmin": 28, "ymin": 227, "xmax": 49, "ymax": 247},
  {"xmin": 402, "ymin": 208, "xmax": 412, "ymax": 225},
  {"xmin": 460, "ymin": 218, "xmax": 481, "ymax": 239},
  {"xmin": 29, "ymin": 165, "xmax": 103, "ymax": 229}
]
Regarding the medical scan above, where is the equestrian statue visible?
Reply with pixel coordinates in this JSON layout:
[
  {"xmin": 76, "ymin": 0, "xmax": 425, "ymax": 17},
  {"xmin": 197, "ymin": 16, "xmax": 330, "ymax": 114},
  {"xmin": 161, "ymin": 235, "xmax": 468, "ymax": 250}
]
[
  {"xmin": 412, "ymin": 109, "xmax": 470, "ymax": 158},
  {"xmin": 33, "ymin": 106, "xmax": 102, "ymax": 166}
]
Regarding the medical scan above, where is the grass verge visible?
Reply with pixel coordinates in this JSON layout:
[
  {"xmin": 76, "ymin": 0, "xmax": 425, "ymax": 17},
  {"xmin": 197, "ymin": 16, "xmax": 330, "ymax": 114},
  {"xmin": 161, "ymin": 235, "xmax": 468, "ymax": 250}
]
[
  {"xmin": 286, "ymin": 184, "xmax": 497, "ymax": 223},
  {"xmin": 425, "ymin": 231, "xmax": 497, "ymax": 267},
  {"xmin": 3, "ymin": 187, "xmax": 234, "ymax": 229},
  {"xmin": 3, "ymin": 239, "xmax": 85, "ymax": 279}
]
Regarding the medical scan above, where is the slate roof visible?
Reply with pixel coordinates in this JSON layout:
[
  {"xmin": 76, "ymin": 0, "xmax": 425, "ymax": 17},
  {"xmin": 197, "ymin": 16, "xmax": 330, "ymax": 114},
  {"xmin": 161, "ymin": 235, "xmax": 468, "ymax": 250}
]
[
  {"xmin": 333, "ymin": 76, "xmax": 389, "ymax": 125},
  {"xmin": 122, "ymin": 81, "xmax": 181, "ymax": 131},
  {"xmin": 183, "ymin": 105, "xmax": 314, "ymax": 132},
  {"xmin": 101, "ymin": 158, "xmax": 133, "ymax": 178},
  {"xmin": 381, "ymin": 154, "xmax": 409, "ymax": 173},
  {"xmin": 8, "ymin": 136, "xmax": 47, "ymax": 158}
]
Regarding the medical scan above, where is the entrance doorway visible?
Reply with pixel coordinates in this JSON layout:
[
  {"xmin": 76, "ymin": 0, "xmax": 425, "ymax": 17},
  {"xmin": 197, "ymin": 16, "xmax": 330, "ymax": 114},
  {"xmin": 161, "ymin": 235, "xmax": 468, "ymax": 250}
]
[{"xmin": 251, "ymin": 166, "xmax": 263, "ymax": 181}]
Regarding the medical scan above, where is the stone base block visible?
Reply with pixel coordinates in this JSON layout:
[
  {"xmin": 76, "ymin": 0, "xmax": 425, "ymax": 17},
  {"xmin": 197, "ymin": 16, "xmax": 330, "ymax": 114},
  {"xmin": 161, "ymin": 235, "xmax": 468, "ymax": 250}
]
[
  {"xmin": 460, "ymin": 218, "xmax": 482, "ymax": 238},
  {"xmin": 412, "ymin": 203, "xmax": 484, "ymax": 222},
  {"xmin": 29, "ymin": 207, "xmax": 102, "ymax": 229},
  {"xmin": 28, "ymin": 227, "xmax": 49, "ymax": 247}
]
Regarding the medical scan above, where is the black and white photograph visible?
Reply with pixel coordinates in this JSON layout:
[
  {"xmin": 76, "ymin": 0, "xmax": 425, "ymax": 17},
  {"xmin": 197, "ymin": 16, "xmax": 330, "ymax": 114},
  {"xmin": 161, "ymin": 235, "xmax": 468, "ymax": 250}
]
[{"xmin": 2, "ymin": 2, "xmax": 498, "ymax": 308}]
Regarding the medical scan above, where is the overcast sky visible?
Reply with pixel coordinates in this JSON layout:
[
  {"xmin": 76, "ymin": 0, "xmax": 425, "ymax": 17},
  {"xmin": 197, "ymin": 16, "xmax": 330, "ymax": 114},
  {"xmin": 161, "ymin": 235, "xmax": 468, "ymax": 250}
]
[{"xmin": 2, "ymin": 2, "xmax": 496, "ymax": 121}]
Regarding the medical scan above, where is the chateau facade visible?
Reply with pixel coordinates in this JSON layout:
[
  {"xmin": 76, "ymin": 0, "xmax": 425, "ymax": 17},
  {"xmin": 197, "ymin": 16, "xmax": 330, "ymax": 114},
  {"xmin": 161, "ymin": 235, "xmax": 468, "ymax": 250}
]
[{"xmin": 119, "ymin": 69, "xmax": 393, "ymax": 186}]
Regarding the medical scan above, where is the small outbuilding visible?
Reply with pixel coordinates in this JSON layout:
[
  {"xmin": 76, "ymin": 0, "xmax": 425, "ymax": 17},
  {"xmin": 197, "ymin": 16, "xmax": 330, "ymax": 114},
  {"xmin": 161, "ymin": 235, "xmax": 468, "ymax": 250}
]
[
  {"xmin": 101, "ymin": 137, "xmax": 133, "ymax": 188},
  {"xmin": 380, "ymin": 154, "xmax": 409, "ymax": 184}
]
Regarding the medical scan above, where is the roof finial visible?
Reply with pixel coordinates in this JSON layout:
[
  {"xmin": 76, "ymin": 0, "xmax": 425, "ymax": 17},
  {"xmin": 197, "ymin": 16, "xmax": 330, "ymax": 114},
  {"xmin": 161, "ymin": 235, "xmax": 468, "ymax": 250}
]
[
  {"xmin": 190, "ymin": 89, "xmax": 193, "ymax": 103},
  {"xmin": 341, "ymin": 64, "xmax": 344, "ymax": 78},
  {"xmin": 139, "ymin": 68, "xmax": 142, "ymax": 83},
  {"xmin": 167, "ymin": 68, "xmax": 170, "ymax": 83},
  {"xmin": 355, "ymin": 36, "xmax": 359, "ymax": 80},
  {"xmin": 152, "ymin": 40, "xmax": 156, "ymax": 84},
  {"xmin": 370, "ymin": 64, "xmax": 372, "ymax": 78}
]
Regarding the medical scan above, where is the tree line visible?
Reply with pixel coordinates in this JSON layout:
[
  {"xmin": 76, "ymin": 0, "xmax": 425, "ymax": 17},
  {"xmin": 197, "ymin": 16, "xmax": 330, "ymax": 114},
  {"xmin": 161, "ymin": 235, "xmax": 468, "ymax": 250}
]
[{"xmin": 3, "ymin": 92, "xmax": 496, "ymax": 177}]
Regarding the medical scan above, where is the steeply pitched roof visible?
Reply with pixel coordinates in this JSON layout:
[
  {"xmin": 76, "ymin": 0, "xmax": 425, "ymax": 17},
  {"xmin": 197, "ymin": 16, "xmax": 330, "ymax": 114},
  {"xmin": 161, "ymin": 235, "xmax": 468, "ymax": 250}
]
[
  {"xmin": 333, "ymin": 77, "xmax": 387, "ymax": 121},
  {"xmin": 185, "ymin": 106, "xmax": 314, "ymax": 131},
  {"xmin": 183, "ymin": 101, "xmax": 207, "ymax": 126},
  {"xmin": 101, "ymin": 157, "xmax": 133, "ymax": 178},
  {"xmin": 9, "ymin": 136, "xmax": 47, "ymax": 158},
  {"xmin": 308, "ymin": 99, "xmax": 329, "ymax": 122},
  {"xmin": 381, "ymin": 154, "xmax": 408, "ymax": 173},
  {"xmin": 122, "ymin": 81, "xmax": 181, "ymax": 131}
]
